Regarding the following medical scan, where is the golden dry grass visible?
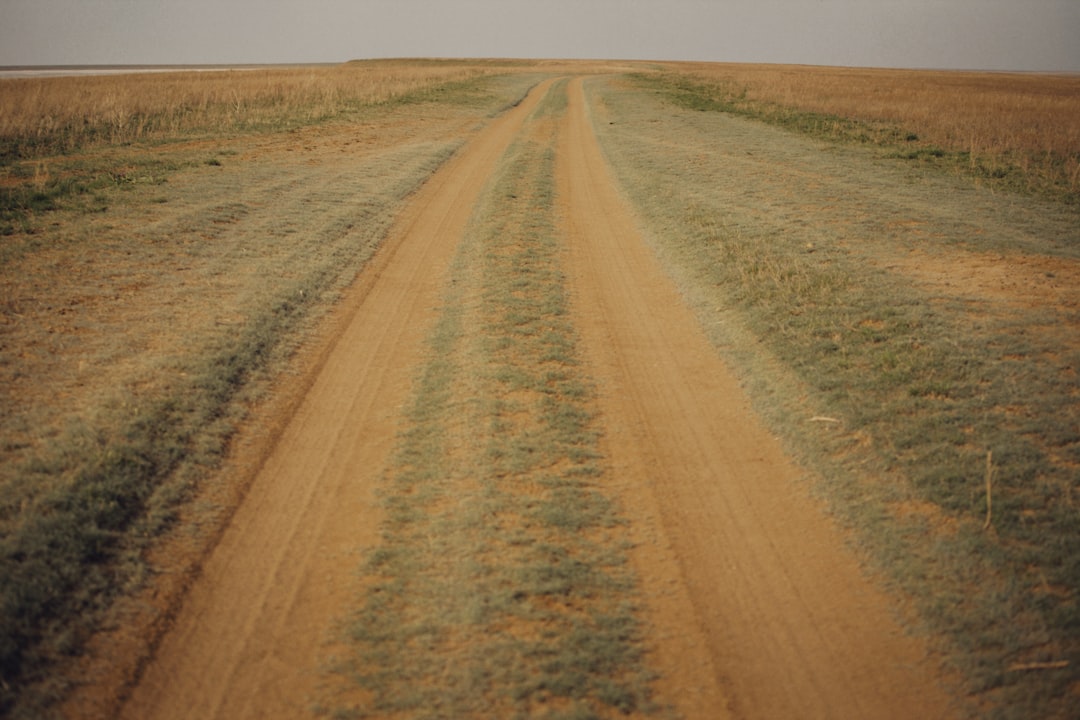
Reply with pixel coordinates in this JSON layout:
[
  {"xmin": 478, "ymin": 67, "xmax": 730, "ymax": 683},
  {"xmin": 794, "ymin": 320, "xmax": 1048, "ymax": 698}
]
[
  {"xmin": 662, "ymin": 62, "xmax": 1080, "ymax": 194},
  {"xmin": 0, "ymin": 60, "xmax": 644, "ymax": 162},
  {"xmin": 0, "ymin": 60, "xmax": 525, "ymax": 154}
]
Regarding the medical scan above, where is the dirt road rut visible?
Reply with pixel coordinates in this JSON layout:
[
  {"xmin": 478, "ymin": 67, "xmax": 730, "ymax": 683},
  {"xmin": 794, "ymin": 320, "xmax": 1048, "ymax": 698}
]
[
  {"xmin": 120, "ymin": 76, "xmax": 954, "ymax": 719},
  {"xmin": 559, "ymin": 76, "xmax": 953, "ymax": 719}
]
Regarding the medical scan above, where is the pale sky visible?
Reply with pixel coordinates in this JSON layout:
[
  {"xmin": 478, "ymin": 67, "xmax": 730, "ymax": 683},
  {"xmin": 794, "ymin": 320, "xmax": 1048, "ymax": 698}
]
[{"xmin": 2, "ymin": 0, "xmax": 1078, "ymax": 72}]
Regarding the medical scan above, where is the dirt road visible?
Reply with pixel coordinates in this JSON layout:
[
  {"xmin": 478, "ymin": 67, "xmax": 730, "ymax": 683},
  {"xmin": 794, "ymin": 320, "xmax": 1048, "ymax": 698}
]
[{"xmin": 116, "ymin": 76, "xmax": 954, "ymax": 719}]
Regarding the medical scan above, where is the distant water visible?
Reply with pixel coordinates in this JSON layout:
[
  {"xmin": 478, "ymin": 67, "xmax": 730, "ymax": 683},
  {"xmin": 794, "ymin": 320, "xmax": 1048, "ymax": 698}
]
[{"xmin": 0, "ymin": 65, "xmax": 289, "ymax": 79}]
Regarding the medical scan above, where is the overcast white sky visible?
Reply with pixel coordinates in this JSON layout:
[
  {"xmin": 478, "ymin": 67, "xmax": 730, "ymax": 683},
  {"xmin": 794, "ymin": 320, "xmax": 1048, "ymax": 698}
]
[{"xmin": 1, "ymin": 0, "xmax": 1078, "ymax": 71}]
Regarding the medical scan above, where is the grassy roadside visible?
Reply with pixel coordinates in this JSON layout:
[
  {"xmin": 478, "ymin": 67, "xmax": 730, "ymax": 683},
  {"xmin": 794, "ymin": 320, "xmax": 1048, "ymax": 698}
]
[
  {"xmin": 590, "ymin": 75, "xmax": 1079, "ymax": 718},
  {"xmin": 0, "ymin": 66, "xmax": 540, "ymax": 239},
  {"xmin": 0, "ymin": 62, "xmax": 522, "ymax": 160},
  {"xmin": 0, "ymin": 72, "xmax": 540, "ymax": 718},
  {"xmin": 325, "ymin": 83, "xmax": 662, "ymax": 720},
  {"xmin": 635, "ymin": 69, "xmax": 1080, "ymax": 205}
]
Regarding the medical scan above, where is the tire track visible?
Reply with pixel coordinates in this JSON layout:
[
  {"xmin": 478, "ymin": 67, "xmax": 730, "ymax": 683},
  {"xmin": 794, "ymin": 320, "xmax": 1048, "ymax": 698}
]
[
  {"xmin": 118, "ymin": 79, "xmax": 556, "ymax": 720},
  {"xmin": 557, "ymin": 76, "xmax": 956, "ymax": 720}
]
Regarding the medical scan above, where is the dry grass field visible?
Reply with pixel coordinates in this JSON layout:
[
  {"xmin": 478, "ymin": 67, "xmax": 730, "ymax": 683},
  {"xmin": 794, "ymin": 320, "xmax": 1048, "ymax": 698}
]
[
  {"xmin": 1, "ymin": 61, "xmax": 508, "ymax": 236},
  {"xmin": 654, "ymin": 62, "xmax": 1080, "ymax": 201},
  {"xmin": 1, "ymin": 60, "xmax": 1078, "ymax": 720},
  {"xmin": 0, "ymin": 61, "xmax": 510, "ymax": 152}
]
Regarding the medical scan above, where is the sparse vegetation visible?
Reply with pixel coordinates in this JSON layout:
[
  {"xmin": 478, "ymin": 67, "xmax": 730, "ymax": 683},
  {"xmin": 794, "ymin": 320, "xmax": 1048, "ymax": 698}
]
[
  {"xmin": 0, "ymin": 61, "xmax": 541, "ymax": 238},
  {"xmin": 644, "ymin": 63, "xmax": 1080, "ymax": 203},
  {"xmin": 0, "ymin": 65, "xmax": 540, "ymax": 718}
]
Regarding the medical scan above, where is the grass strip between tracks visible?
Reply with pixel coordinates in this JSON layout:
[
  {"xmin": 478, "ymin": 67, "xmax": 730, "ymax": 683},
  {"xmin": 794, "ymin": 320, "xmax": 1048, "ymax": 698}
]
[{"xmin": 326, "ymin": 84, "xmax": 661, "ymax": 720}]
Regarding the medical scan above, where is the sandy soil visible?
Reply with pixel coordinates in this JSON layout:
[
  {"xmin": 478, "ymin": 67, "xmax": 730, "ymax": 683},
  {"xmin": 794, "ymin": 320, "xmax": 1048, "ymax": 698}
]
[{"xmin": 94, "ymin": 75, "xmax": 959, "ymax": 719}]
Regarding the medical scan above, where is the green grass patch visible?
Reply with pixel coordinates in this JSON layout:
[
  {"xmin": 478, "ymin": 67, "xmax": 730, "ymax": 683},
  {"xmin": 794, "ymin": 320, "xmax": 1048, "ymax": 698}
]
[{"xmin": 0, "ymin": 159, "xmax": 175, "ymax": 240}]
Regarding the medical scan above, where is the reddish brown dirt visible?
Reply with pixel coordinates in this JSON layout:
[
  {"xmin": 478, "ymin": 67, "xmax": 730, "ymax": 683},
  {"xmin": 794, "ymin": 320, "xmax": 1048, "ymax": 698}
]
[
  {"xmin": 557, "ymin": 77, "xmax": 956, "ymax": 719},
  {"xmin": 101, "ymin": 75, "xmax": 958, "ymax": 719}
]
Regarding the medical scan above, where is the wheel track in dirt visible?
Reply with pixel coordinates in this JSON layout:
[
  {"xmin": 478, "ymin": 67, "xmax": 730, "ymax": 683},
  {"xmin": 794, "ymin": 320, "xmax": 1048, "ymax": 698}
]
[
  {"xmin": 556, "ymin": 76, "xmax": 955, "ymax": 719},
  {"xmin": 115, "ymin": 75, "xmax": 956, "ymax": 719}
]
